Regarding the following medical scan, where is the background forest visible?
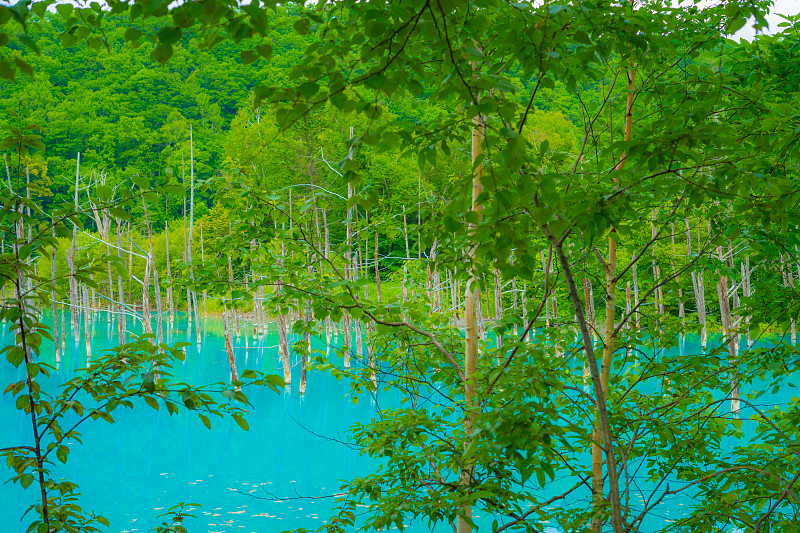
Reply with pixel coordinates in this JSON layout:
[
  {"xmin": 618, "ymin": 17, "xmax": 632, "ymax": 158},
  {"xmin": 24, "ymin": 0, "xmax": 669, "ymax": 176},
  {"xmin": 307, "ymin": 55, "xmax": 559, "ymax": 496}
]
[{"xmin": 2, "ymin": 1, "xmax": 800, "ymax": 533}]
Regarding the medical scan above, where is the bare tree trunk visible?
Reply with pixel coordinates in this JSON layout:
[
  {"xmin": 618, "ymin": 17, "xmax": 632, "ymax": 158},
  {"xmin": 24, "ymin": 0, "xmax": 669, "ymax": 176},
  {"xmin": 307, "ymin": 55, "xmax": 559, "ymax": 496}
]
[
  {"xmin": 343, "ymin": 151, "xmax": 354, "ymax": 368},
  {"xmin": 116, "ymin": 218, "xmax": 126, "ymax": 342},
  {"xmin": 718, "ymin": 245, "xmax": 738, "ymax": 413},
  {"xmin": 188, "ymin": 125, "xmax": 202, "ymax": 345},
  {"xmin": 223, "ymin": 301, "xmax": 240, "ymax": 388},
  {"xmin": 50, "ymin": 225, "xmax": 60, "ymax": 363},
  {"xmin": 143, "ymin": 199, "xmax": 163, "ymax": 348},
  {"xmin": 165, "ymin": 197, "xmax": 174, "ymax": 323},
  {"xmin": 450, "ymin": 269, "xmax": 458, "ymax": 317},
  {"xmin": 511, "ymin": 255, "xmax": 518, "ymax": 336},
  {"xmin": 651, "ymin": 212, "xmax": 664, "ymax": 318},
  {"xmin": 142, "ymin": 243, "xmax": 153, "ymax": 335},
  {"xmin": 201, "ymin": 220, "xmax": 208, "ymax": 318},
  {"xmin": 60, "ymin": 302, "xmax": 66, "ymax": 352},
  {"xmin": 374, "ymin": 228, "xmax": 381, "ymax": 302},
  {"xmin": 69, "ymin": 154, "xmax": 80, "ymax": 337},
  {"xmin": 402, "ymin": 206, "xmax": 409, "ymax": 303},
  {"xmin": 355, "ymin": 236, "xmax": 363, "ymax": 364},
  {"xmin": 671, "ymin": 223, "xmax": 685, "ymax": 326},
  {"xmin": 82, "ymin": 284, "xmax": 92, "ymax": 360},
  {"xmin": 742, "ymin": 256, "xmax": 752, "ymax": 348},
  {"xmin": 781, "ymin": 253, "xmax": 796, "ymax": 344},
  {"xmin": 300, "ymin": 308, "xmax": 309, "ymax": 394},
  {"xmin": 688, "ymin": 220, "xmax": 707, "ymax": 349},
  {"xmin": 458, "ymin": 107, "xmax": 484, "ymax": 533},
  {"xmin": 494, "ymin": 268, "xmax": 503, "ymax": 350},
  {"xmin": 276, "ymin": 235, "xmax": 291, "ymax": 385}
]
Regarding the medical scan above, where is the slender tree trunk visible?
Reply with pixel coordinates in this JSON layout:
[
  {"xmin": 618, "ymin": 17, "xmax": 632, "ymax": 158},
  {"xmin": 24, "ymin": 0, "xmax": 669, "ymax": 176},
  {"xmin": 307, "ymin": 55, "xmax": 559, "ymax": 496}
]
[
  {"xmin": 116, "ymin": 218, "xmax": 126, "ymax": 342},
  {"xmin": 549, "ymin": 233, "xmax": 625, "ymax": 533},
  {"xmin": 343, "ymin": 149, "xmax": 354, "ymax": 368},
  {"xmin": 671, "ymin": 223, "xmax": 685, "ymax": 326},
  {"xmin": 590, "ymin": 62, "xmax": 634, "ymax": 533},
  {"xmin": 780, "ymin": 253, "xmax": 796, "ymax": 343},
  {"xmin": 50, "ymin": 225, "xmax": 60, "ymax": 363},
  {"xmin": 494, "ymin": 268, "xmax": 503, "ymax": 350},
  {"xmin": 355, "ymin": 237, "xmax": 363, "ymax": 364},
  {"xmin": 69, "ymin": 154, "xmax": 80, "ymax": 337},
  {"xmin": 276, "ymin": 235, "xmax": 291, "ymax": 385},
  {"xmin": 142, "ymin": 242, "xmax": 153, "ymax": 335},
  {"xmin": 688, "ymin": 220, "xmax": 707, "ymax": 349},
  {"xmin": 165, "ymin": 198, "xmax": 174, "ymax": 323},
  {"xmin": 402, "ymin": 206, "xmax": 410, "ymax": 303},
  {"xmin": 82, "ymin": 284, "xmax": 92, "ymax": 360},
  {"xmin": 374, "ymin": 228, "xmax": 381, "ymax": 302},
  {"xmin": 718, "ymin": 245, "xmax": 738, "ymax": 413},
  {"xmin": 742, "ymin": 256, "xmax": 752, "ymax": 348},
  {"xmin": 458, "ymin": 107, "xmax": 485, "ymax": 533},
  {"xmin": 201, "ymin": 220, "xmax": 208, "ymax": 318},
  {"xmin": 223, "ymin": 301, "xmax": 240, "ymax": 388}
]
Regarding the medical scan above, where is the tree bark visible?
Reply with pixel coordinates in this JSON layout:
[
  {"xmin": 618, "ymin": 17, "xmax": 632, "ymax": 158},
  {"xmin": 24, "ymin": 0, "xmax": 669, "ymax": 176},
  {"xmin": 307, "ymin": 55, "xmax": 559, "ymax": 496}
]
[{"xmin": 458, "ymin": 108, "xmax": 485, "ymax": 533}]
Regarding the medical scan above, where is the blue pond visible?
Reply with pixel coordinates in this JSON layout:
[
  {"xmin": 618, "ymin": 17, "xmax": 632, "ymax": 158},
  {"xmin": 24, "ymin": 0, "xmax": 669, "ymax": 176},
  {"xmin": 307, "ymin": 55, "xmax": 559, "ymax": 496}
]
[
  {"xmin": 1, "ymin": 312, "xmax": 390, "ymax": 533},
  {"xmin": 1, "ymin": 312, "xmax": 797, "ymax": 533}
]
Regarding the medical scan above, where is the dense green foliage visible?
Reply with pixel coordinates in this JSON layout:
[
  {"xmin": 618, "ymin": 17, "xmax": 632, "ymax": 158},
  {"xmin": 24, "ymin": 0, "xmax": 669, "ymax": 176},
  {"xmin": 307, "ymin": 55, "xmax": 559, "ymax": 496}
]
[{"xmin": 2, "ymin": 1, "xmax": 800, "ymax": 533}]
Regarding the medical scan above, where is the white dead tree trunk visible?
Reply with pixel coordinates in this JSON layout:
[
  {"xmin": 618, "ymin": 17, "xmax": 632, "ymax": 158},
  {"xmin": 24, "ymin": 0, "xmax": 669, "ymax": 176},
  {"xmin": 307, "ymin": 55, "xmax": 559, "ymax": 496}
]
[
  {"xmin": 116, "ymin": 218, "xmax": 127, "ymax": 342},
  {"xmin": 717, "ymin": 243, "xmax": 739, "ymax": 413},
  {"xmin": 50, "ymin": 224, "xmax": 60, "ymax": 363}
]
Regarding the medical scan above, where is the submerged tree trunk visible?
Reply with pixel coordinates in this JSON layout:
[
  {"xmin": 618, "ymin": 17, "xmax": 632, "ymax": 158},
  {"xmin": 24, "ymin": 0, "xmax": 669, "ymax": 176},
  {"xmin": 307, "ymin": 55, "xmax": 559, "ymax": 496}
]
[
  {"xmin": 143, "ymin": 199, "xmax": 163, "ymax": 347},
  {"xmin": 782, "ymin": 253, "xmax": 796, "ymax": 343},
  {"xmin": 343, "ymin": 170, "xmax": 354, "ymax": 368},
  {"xmin": 50, "ymin": 224, "xmax": 60, "ymax": 363},
  {"xmin": 82, "ymin": 284, "xmax": 92, "ymax": 360},
  {"xmin": 69, "ymin": 154, "xmax": 81, "ymax": 339},
  {"xmin": 116, "ymin": 218, "xmax": 126, "ymax": 342},
  {"xmin": 688, "ymin": 220, "xmax": 707, "ymax": 349},
  {"xmin": 718, "ymin": 245, "xmax": 738, "ymax": 413},
  {"xmin": 276, "ymin": 236, "xmax": 291, "ymax": 385},
  {"xmin": 165, "ymin": 197, "xmax": 174, "ymax": 323},
  {"xmin": 223, "ymin": 302, "xmax": 240, "ymax": 388}
]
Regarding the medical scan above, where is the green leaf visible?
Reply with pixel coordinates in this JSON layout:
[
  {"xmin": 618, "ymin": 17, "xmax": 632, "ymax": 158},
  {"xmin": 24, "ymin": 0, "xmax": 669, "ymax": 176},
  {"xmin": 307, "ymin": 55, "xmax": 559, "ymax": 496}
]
[
  {"xmin": 158, "ymin": 183, "xmax": 184, "ymax": 195},
  {"xmin": 293, "ymin": 18, "xmax": 311, "ymax": 35},
  {"xmin": 232, "ymin": 413, "xmax": 249, "ymax": 431},
  {"xmin": 132, "ymin": 174, "xmax": 149, "ymax": 190},
  {"xmin": 150, "ymin": 43, "xmax": 174, "ymax": 65},
  {"xmin": 255, "ymin": 43, "xmax": 272, "ymax": 60},
  {"xmin": 157, "ymin": 26, "xmax": 182, "ymax": 45},
  {"xmin": 124, "ymin": 28, "xmax": 142, "ymax": 42},
  {"xmin": 0, "ymin": 59, "xmax": 15, "ymax": 81},
  {"xmin": 199, "ymin": 413, "xmax": 211, "ymax": 429},
  {"xmin": 299, "ymin": 81, "xmax": 319, "ymax": 98},
  {"xmin": 56, "ymin": 446, "xmax": 68, "ymax": 464},
  {"xmin": 144, "ymin": 396, "xmax": 160, "ymax": 410},
  {"xmin": 240, "ymin": 49, "xmax": 258, "ymax": 65},
  {"xmin": 20, "ymin": 474, "xmax": 33, "ymax": 489},
  {"xmin": 56, "ymin": 4, "xmax": 73, "ymax": 17},
  {"xmin": 142, "ymin": 372, "xmax": 155, "ymax": 393}
]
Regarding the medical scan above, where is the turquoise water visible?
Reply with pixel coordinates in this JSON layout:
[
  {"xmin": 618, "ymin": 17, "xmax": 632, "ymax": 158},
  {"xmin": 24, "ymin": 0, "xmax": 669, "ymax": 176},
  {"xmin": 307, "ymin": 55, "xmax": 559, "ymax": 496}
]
[
  {"xmin": 1, "ymin": 313, "xmax": 798, "ymax": 532},
  {"xmin": 0, "ymin": 312, "xmax": 392, "ymax": 533}
]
